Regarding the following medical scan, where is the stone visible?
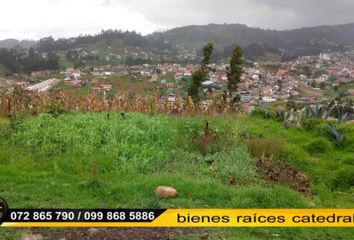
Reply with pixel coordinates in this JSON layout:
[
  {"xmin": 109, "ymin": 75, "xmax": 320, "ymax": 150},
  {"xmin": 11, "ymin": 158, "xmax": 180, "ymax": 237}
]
[
  {"xmin": 21, "ymin": 234, "xmax": 43, "ymax": 240},
  {"xmin": 155, "ymin": 186, "xmax": 177, "ymax": 198},
  {"xmin": 88, "ymin": 228, "xmax": 99, "ymax": 235}
]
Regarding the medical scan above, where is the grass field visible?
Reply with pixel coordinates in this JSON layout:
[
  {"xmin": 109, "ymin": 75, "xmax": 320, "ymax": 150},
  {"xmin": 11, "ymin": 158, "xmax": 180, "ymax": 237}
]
[{"xmin": 0, "ymin": 112, "xmax": 353, "ymax": 239}]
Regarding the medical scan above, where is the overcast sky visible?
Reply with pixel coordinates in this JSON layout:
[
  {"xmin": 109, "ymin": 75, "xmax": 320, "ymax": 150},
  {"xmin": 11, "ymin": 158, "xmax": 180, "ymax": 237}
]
[{"xmin": 1, "ymin": 0, "xmax": 354, "ymax": 40}]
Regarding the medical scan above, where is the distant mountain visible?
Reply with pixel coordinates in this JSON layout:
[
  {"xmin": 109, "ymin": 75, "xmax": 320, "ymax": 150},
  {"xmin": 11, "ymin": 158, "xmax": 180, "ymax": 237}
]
[
  {"xmin": 0, "ymin": 39, "xmax": 37, "ymax": 49},
  {"xmin": 3, "ymin": 22, "xmax": 354, "ymax": 69},
  {"xmin": 148, "ymin": 23, "xmax": 354, "ymax": 60}
]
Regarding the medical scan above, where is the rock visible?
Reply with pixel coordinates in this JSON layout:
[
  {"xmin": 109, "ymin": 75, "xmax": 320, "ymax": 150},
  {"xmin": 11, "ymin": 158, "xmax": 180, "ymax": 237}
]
[
  {"xmin": 21, "ymin": 234, "xmax": 43, "ymax": 240},
  {"xmin": 88, "ymin": 228, "xmax": 99, "ymax": 235},
  {"xmin": 155, "ymin": 186, "xmax": 177, "ymax": 198}
]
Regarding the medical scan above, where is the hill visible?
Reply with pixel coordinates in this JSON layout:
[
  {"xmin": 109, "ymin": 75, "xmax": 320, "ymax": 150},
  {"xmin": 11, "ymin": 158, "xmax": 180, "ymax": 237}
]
[
  {"xmin": 0, "ymin": 38, "xmax": 37, "ymax": 49},
  {"xmin": 3, "ymin": 23, "xmax": 354, "ymax": 69},
  {"xmin": 149, "ymin": 23, "xmax": 354, "ymax": 60}
]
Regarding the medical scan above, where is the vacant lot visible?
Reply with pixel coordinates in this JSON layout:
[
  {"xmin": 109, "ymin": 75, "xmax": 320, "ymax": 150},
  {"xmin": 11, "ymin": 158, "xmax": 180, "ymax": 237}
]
[{"xmin": 0, "ymin": 112, "xmax": 353, "ymax": 239}]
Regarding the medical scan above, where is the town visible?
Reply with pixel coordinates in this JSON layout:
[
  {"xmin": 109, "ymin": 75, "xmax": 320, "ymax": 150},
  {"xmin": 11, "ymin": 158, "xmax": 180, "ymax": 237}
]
[{"xmin": 1, "ymin": 50, "xmax": 354, "ymax": 112}]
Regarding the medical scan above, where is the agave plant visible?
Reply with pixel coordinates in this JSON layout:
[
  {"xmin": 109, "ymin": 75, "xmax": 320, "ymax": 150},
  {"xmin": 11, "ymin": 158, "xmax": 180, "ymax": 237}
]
[
  {"xmin": 275, "ymin": 109, "xmax": 288, "ymax": 122},
  {"xmin": 274, "ymin": 107, "xmax": 306, "ymax": 127},
  {"xmin": 327, "ymin": 123, "xmax": 344, "ymax": 147},
  {"xmin": 306, "ymin": 105, "xmax": 325, "ymax": 119},
  {"xmin": 328, "ymin": 101, "xmax": 353, "ymax": 122}
]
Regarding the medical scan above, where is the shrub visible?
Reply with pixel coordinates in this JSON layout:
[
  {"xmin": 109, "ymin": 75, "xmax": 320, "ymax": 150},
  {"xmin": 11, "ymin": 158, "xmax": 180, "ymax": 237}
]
[
  {"xmin": 306, "ymin": 138, "xmax": 333, "ymax": 154},
  {"xmin": 46, "ymin": 103, "xmax": 68, "ymax": 118}
]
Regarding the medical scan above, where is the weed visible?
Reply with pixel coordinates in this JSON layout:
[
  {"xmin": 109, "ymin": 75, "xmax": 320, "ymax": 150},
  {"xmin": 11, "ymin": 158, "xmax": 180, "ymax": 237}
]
[{"xmin": 192, "ymin": 120, "xmax": 212, "ymax": 155}]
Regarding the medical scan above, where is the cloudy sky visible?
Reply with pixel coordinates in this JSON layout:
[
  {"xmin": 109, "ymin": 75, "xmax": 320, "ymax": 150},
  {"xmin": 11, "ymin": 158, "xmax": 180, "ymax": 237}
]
[{"xmin": 1, "ymin": 0, "xmax": 354, "ymax": 40}]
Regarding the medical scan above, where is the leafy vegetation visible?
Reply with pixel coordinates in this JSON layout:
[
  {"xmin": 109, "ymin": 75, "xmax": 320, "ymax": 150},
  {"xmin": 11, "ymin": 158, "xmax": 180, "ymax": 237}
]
[
  {"xmin": 188, "ymin": 41, "xmax": 214, "ymax": 103},
  {"xmin": 227, "ymin": 45, "xmax": 243, "ymax": 106}
]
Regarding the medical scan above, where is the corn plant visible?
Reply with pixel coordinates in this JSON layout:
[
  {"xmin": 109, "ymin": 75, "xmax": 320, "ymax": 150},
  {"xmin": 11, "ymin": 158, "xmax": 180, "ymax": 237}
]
[{"xmin": 0, "ymin": 89, "xmax": 234, "ymax": 117}]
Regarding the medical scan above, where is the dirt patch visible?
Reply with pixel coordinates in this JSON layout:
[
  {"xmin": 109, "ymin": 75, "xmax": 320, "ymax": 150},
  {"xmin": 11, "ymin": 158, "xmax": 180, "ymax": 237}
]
[
  {"xmin": 2, "ymin": 228, "xmax": 208, "ymax": 240},
  {"xmin": 256, "ymin": 158, "xmax": 310, "ymax": 194}
]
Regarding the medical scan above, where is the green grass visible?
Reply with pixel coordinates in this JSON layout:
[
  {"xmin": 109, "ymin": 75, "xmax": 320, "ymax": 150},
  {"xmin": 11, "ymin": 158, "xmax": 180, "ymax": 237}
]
[{"xmin": 0, "ymin": 113, "xmax": 353, "ymax": 239}]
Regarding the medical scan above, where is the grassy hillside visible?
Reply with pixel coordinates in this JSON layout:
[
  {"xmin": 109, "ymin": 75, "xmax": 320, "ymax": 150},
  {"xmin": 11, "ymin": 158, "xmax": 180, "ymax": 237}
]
[{"xmin": 0, "ymin": 113, "xmax": 353, "ymax": 239}]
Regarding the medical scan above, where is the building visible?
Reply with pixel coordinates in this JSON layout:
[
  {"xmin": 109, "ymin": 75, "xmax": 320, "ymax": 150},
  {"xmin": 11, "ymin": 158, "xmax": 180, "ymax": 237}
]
[
  {"xmin": 26, "ymin": 78, "xmax": 61, "ymax": 93},
  {"xmin": 240, "ymin": 91, "xmax": 251, "ymax": 103}
]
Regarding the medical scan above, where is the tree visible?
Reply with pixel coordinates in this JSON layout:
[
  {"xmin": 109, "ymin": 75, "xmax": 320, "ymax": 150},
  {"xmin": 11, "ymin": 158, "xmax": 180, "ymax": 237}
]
[
  {"xmin": 188, "ymin": 41, "xmax": 214, "ymax": 103},
  {"xmin": 188, "ymin": 68, "xmax": 204, "ymax": 103},
  {"xmin": 227, "ymin": 45, "xmax": 243, "ymax": 105},
  {"xmin": 201, "ymin": 41, "xmax": 214, "ymax": 69}
]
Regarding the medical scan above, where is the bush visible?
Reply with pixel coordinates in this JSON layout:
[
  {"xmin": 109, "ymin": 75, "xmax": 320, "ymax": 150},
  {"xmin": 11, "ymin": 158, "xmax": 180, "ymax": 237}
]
[
  {"xmin": 46, "ymin": 103, "xmax": 68, "ymax": 118},
  {"xmin": 306, "ymin": 138, "xmax": 333, "ymax": 154}
]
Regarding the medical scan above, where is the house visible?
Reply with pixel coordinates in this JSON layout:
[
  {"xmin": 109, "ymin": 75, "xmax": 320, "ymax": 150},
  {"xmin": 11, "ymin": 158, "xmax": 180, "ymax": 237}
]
[
  {"xmin": 262, "ymin": 96, "xmax": 277, "ymax": 103},
  {"xmin": 240, "ymin": 91, "xmax": 251, "ymax": 103},
  {"xmin": 71, "ymin": 80, "xmax": 83, "ymax": 88},
  {"xmin": 149, "ymin": 73, "xmax": 159, "ymax": 82},
  {"xmin": 174, "ymin": 73, "xmax": 183, "ymax": 82},
  {"xmin": 276, "ymin": 68, "xmax": 286, "ymax": 78},
  {"xmin": 168, "ymin": 93, "xmax": 176, "ymax": 103},
  {"xmin": 348, "ymin": 89, "xmax": 354, "ymax": 97},
  {"xmin": 26, "ymin": 78, "xmax": 61, "ymax": 93},
  {"xmin": 101, "ymin": 84, "xmax": 112, "ymax": 92},
  {"xmin": 103, "ymin": 71, "xmax": 113, "ymax": 76},
  {"xmin": 65, "ymin": 68, "xmax": 81, "ymax": 81},
  {"xmin": 90, "ymin": 87, "xmax": 102, "ymax": 94},
  {"xmin": 31, "ymin": 70, "xmax": 56, "ymax": 78},
  {"xmin": 166, "ymin": 83, "xmax": 174, "ymax": 89}
]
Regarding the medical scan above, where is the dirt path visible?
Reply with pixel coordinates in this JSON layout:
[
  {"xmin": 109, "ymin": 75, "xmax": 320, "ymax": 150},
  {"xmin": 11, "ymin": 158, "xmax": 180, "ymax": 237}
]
[{"xmin": 2, "ymin": 228, "xmax": 209, "ymax": 240}]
